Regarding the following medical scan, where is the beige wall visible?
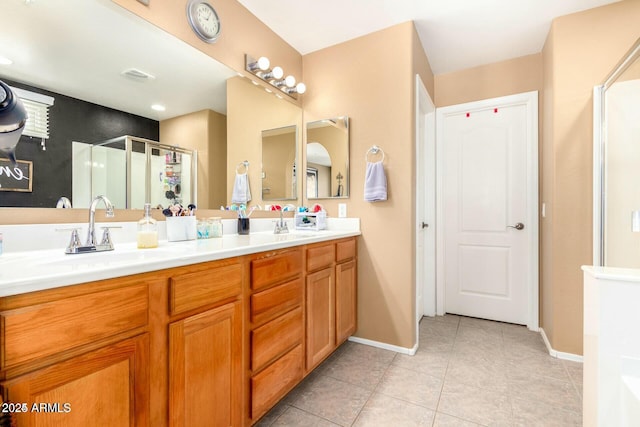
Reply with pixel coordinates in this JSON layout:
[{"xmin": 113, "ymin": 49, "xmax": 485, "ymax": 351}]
[
  {"xmin": 160, "ymin": 109, "xmax": 227, "ymax": 209},
  {"xmin": 113, "ymin": 0, "xmax": 302, "ymax": 101},
  {"xmin": 303, "ymin": 22, "xmax": 434, "ymax": 349},
  {"xmin": 434, "ymin": 54, "xmax": 543, "ymax": 107},
  {"xmin": 262, "ymin": 131, "xmax": 297, "ymax": 200},
  {"xmin": 541, "ymin": 0, "xmax": 640, "ymax": 355},
  {"xmin": 226, "ymin": 77, "xmax": 302, "ymax": 206}
]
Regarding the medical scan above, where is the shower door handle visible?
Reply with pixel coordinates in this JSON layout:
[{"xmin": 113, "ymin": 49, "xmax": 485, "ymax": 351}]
[{"xmin": 507, "ymin": 222, "xmax": 525, "ymax": 230}]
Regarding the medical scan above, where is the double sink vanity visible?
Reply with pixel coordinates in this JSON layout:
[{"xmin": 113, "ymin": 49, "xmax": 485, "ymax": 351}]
[{"xmin": 0, "ymin": 218, "xmax": 360, "ymax": 426}]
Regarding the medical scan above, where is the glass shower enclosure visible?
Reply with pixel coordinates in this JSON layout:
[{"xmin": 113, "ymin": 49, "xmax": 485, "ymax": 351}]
[
  {"xmin": 594, "ymin": 38, "xmax": 640, "ymax": 267},
  {"xmin": 72, "ymin": 135, "xmax": 197, "ymax": 209}
]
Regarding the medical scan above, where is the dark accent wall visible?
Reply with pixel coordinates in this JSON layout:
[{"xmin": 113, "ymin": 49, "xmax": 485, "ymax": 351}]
[{"xmin": 0, "ymin": 78, "xmax": 159, "ymax": 207}]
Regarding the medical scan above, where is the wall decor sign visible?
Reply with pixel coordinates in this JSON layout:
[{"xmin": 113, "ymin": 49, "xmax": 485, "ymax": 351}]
[{"xmin": 0, "ymin": 159, "xmax": 33, "ymax": 192}]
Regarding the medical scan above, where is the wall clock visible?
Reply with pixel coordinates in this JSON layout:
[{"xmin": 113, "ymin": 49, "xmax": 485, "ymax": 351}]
[{"xmin": 186, "ymin": 0, "xmax": 221, "ymax": 43}]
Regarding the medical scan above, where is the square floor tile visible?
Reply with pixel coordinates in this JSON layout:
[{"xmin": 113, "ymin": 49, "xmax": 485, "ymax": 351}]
[
  {"xmin": 511, "ymin": 397, "xmax": 582, "ymax": 426},
  {"xmin": 437, "ymin": 380, "xmax": 513, "ymax": 425},
  {"xmin": 353, "ymin": 393, "xmax": 434, "ymax": 427},
  {"xmin": 433, "ymin": 412, "xmax": 483, "ymax": 426},
  {"xmin": 375, "ymin": 365, "xmax": 443, "ymax": 409},
  {"xmin": 291, "ymin": 375, "xmax": 372, "ymax": 426},
  {"xmin": 272, "ymin": 406, "xmax": 341, "ymax": 426}
]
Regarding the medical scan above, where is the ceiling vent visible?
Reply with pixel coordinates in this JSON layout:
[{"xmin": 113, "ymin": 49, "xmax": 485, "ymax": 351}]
[{"xmin": 121, "ymin": 68, "xmax": 155, "ymax": 81}]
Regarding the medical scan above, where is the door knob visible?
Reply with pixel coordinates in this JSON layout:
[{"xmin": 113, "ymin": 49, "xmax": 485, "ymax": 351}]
[
  {"xmin": 421, "ymin": 222, "xmax": 429, "ymax": 229},
  {"xmin": 507, "ymin": 222, "xmax": 525, "ymax": 230}
]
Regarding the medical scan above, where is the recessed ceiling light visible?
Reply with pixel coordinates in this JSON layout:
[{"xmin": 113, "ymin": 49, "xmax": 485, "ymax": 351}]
[
  {"xmin": 121, "ymin": 68, "xmax": 155, "ymax": 81},
  {"xmin": 0, "ymin": 56, "xmax": 13, "ymax": 65},
  {"xmin": 151, "ymin": 104, "xmax": 166, "ymax": 111}
]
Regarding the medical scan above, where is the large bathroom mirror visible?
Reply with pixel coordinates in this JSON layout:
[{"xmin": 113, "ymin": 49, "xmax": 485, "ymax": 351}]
[
  {"xmin": 306, "ymin": 116, "xmax": 350, "ymax": 199},
  {"xmin": 0, "ymin": 0, "xmax": 235, "ymax": 209},
  {"xmin": 261, "ymin": 126, "xmax": 297, "ymax": 200},
  {"xmin": 594, "ymin": 37, "xmax": 640, "ymax": 267}
]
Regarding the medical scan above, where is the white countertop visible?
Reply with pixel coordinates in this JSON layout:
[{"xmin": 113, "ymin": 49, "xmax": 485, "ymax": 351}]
[
  {"xmin": 582, "ymin": 265, "xmax": 640, "ymax": 283},
  {"xmin": 0, "ymin": 226, "xmax": 360, "ymax": 298}
]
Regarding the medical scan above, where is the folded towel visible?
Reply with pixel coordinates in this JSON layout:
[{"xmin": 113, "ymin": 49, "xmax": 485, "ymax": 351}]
[
  {"xmin": 231, "ymin": 172, "xmax": 252, "ymax": 203},
  {"xmin": 364, "ymin": 161, "xmax": 387, "ymax": 202}
]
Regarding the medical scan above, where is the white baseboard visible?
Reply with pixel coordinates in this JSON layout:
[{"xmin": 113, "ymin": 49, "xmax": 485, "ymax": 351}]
[
  {"xmin": 540, "ymin": 328, "xmax": 584, "ymax": 363},
  {"xmin": 348, "ymin": 336, "xmax": 418, "ymax": 356}
]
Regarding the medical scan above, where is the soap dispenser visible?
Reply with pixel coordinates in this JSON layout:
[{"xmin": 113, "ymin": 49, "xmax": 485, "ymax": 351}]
[{"xmin": 137, "ymin": 203, "xmax": 158, "ymax": 248}]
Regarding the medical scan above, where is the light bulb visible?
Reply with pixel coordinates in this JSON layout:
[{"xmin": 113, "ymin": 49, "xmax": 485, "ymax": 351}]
[
  {"xmin": 295, "ymin": 82, "xmax": 306, "ymax": 94},
  {"xmin": 271, "ymin": 66, "xmax": 284, "ymax": 79},
  {"xmin": 257, "ymin": 56, "xmax": 270, "ymax": 71},
  {"xmin": 285, "ymin": 75, "xmax": 296, "ymax": 88},
  {"xmin": 262, "ymin": 66, "xmax": 283, "ymax": 81}
]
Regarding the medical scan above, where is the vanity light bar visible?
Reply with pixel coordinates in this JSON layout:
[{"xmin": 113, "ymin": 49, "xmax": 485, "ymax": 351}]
[{"xmin": 245, "ymin": 54, "xmax": 305, "ymax": 99}]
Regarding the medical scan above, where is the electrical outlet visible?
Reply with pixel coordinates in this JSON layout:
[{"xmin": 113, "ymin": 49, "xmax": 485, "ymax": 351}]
[{"xmin": 338, "ymin": 203, "xmax": 347, "ymax": 218}]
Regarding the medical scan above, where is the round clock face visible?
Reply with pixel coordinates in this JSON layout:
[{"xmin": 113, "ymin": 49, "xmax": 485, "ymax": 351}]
[{"xmin": 187, "ymin": 0, "xmax": 221, "ymax": 43}]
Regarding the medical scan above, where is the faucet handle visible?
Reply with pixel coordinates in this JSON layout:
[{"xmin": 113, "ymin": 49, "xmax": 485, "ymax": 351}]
[
  {"xmin": 100, "ymin": 228, "xmax": 113, "ymax": 247},
  {"xmin": 60, "ymin": 228, "xmax": 82, "ymax": 253},
  {"xmin": 99, "ymin": 226, "xmax": 121, "ymax": 248}
]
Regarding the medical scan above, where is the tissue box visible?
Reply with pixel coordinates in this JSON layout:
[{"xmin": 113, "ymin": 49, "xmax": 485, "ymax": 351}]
[
  {"xmin": 295, "ymin": 212, "xmax": 327, "ymax": 231},
  {"xmin": 166, "ymin": 216, "xmax": 197, "ymax": 241}
]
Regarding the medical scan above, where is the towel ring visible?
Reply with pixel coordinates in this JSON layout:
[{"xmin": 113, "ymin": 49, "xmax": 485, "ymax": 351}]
[
  {"xmin": 236, "ymin": 160, "xmax": 249, "ymax": 174},
  {"xmin": 365, "ymin": 145, "xmax": 385, "ymax": 162}
]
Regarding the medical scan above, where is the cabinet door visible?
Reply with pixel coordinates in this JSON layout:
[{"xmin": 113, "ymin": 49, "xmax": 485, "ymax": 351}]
[
  {"xmin": 305, "ymin": 268, "xmax": 335, "ymax": 371},
  {"xmin": 169, "ymin": 301, "xmax": 242, "ymax": 427},
  {"xmin": 3, "ymin": 334, "xmax": 149, "ymax": 427},
  {"xmin": 336, "ymin": 260, "xmax": 357, "ymax": 344}
]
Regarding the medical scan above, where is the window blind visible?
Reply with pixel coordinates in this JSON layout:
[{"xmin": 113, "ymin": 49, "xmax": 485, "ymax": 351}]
[{"xmin": 9, "ymin": 86, "xmax": 55, "ymax": 140}]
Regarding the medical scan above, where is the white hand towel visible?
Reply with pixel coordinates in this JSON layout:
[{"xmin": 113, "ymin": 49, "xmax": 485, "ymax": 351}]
[
  {"xmin": 231, "ymin": 172, "xmax": 252, "ymax": 203},
  {"xmin": 364, "ymin": 161, "xmax": 387, "ymax": 202}
]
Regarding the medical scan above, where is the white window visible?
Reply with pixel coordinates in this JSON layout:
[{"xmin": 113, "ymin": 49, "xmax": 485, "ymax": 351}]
[{"xmin": 10, "ymin": 86, "xmax": 55, "ymax": 148}]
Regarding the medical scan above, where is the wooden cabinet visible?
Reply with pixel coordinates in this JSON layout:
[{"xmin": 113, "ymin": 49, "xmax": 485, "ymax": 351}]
[
  {"xmin": 169, "ymin": 301, "xmax": 242, "ymax": 427},
  {"xmin": 305, "ymin": 267, "xmax": 335, "ymax": 370},
  {"xmin": 305, "ymin": 238, "xmax": 357, "ymax": 372},
  {"xmin": 2, "ymin": 334, "xmax": 149, "ymax": 427},
  {"xmin": 0, "ymin": 258, "xmax": 244, "ymax": 427},
  {"xmin": 0, "ymin": 236, "xmax": 356, "ymax": 426},
  {"xmin": 336, "ymin": 259, "xmax": 357, "ymax": 344},
  {"xmin": 249, "ymin": 249, "xmax": 304, "ymax": 423}
]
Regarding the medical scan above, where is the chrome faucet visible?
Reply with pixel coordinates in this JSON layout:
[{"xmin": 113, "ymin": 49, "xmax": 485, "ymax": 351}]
[
  {"xmin": 65, "ymin": 195, "xmax": 116, "ymax": 254},
  {"xmin": 274, "ymin": 209, "xmax": 289, "ymax": 234}
]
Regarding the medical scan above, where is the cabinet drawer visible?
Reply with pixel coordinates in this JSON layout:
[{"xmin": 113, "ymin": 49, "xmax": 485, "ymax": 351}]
[
  {"xmin": 251, "ymin": 307, "xmax": 302, "ymax": 372},
  {"xmin": 306, "ymin": 243, "xmax": 335, "ymax": 272},
  {"xmin": 251, "ymin": 278, "xmax": 302, "ymax": 326},
  {"xmin": 251, "ymin": 344, "xmax": 303, "ymax": 420},
  {"xmin": 170, "ymin": 262, "xmax": 242, "ymax": 316},
  {"xmin": 1, "ymin": 284, "xmax": 148, "ymax": 369},
  {"xmin": 336, "ymin": 238, "xmax": 356, "ymax": 263},
  {"xmin": 251, "ymin": 250, "xmax": 302, "ymax": 291}
]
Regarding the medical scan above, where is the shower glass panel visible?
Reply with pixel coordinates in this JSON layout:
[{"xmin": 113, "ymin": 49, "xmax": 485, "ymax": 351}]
[
  {"xmin": 595, "ymin": 38, "xmax": 640, "ymax": 267},
  {"xmin": 83, "ymin": 136, "xmax": 197, "ymax": 209}
]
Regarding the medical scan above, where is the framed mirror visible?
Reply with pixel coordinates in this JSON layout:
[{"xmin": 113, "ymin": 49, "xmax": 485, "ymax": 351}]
[
  {"xmin": 261, "ymin": 125, "xmax": 298, "ymax": 201},
  {"xmin": 305, "ymin": 116, "xmax": 349, "ymax": 199}
]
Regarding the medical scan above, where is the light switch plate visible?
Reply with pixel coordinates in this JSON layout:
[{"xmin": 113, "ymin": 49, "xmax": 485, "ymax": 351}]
[{"xmin": 338, "ymin": 203, "xmax": 347, "ymax": 218}]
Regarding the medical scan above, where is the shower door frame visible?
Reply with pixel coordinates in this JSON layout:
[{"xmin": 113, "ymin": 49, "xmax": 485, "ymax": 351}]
[{"xmin": 593, "ymin": 37, "xmax": 640, "ymax": 266}]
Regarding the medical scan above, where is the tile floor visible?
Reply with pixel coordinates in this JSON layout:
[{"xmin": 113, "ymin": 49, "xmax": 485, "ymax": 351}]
[{"xmin": 256, "ymin": 315, "xmax": 583, "ymax": 426}]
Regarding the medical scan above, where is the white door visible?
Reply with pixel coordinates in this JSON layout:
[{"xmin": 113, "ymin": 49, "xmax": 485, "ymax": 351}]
[
  {"xmin": 416, "ymin": 74, "xmax": 436, "ymax": 324},
  {"xmin": 436, "ymin": 92, "xmax": 538, "ymax": 326}
]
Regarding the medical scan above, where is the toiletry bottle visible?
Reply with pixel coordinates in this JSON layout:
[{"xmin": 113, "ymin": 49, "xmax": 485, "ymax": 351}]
[{"xmin": 137, "ymin": 203, "xmax": 158, "ymax": 248}]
